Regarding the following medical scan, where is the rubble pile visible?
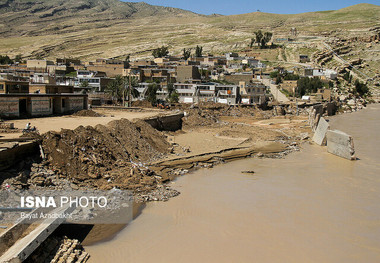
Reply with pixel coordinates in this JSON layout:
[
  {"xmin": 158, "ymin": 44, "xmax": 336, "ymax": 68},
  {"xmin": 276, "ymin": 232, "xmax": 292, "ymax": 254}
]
[
  {"xmin": 38, "ymin": 119, "xmax": 170, "ymax": 191},
  {"xmin": 135, "ymin": 185, "xmax": 180, "ymax": 202},
  {"xmin": 3, "ymin": 118, "xmax": 172, "ymax": 194},
  {"xmin": 72, "ymin": 110, "xmax": 104, "ymax": 117},
  {"xmin": 24, "ymin": 236, "xmax": 89, "ymax": 263},
  {"xmin": 131, "ymin": 100, "xmax": 153, "ymax": 108},
  {"xmin": 337, "ymin": 95, "xmax": 368, "ymax": 113},
  {"xmin": 183, "ymin": 104, "xmax": 272, "ymax": 128},
  {"xmin": 183, "ymin": 108, "xmax": 220, "ymax": 127}
]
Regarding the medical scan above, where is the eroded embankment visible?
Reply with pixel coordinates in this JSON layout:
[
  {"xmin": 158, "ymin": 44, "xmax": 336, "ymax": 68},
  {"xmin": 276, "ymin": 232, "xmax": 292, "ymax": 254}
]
[{"xmin": 150, "ymin": 142, "xmax": 288, "ymax": 182}]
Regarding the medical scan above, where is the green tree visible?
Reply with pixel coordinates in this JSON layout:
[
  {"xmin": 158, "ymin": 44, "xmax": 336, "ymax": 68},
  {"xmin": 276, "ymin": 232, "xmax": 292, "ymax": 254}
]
[
  {"xmin": 283, "ymin": 72, "xmax": 299, "ymax": 81},
  {"xmin": 182, "ymin": 48, "xmax": 191, "ymax": 60},
  {"xmin": 152, "ymin": 46, "xmax": 169, "ymax": 58},
  {"xmin": 80, "ymin": 80, "xmax": 89, "ymax": 88},
  {"xmin": 146, "ymin": 82, "xmax": 159, "ymax": 105},
  {"xmin": 167, "ymin": 83, "xmax": 174, "ymax": 96},
  {"xmin": 0, "ymin": 55, "xmax": 14, "ymax": 65},
  {"xmin": 354, "ymin": 80, "xmax": 369, "ymax": 97},
  {"xmin": 195, "ymin": 45, "xmax": 203, "ymax": 57},
  {"xmin": 105, "ymin": 75, "xmax": 125, "ymax": 103},
  {"xmin": 168, "ymin": 90, "xmax": 179, "ymax": 103},
  {"xmin": 296, "ymin": 77, "xmax": 323, "ymax": 97},
  {"xmin": 275, "ymin": 75, "xmax": 282, "ymax": 84},
  {"xmin": 270, "ymin": 71, "xmax": 279, "ymax": 79},
  {"xmin": 14, "ymin": 54, "xmax": 22, "ymax": 63},
  {"xmin": 166, "ymin": 82, "xmax": 179, "ymax": 103},
  {"xmin": 124, "ymin": 75, "xmax": 140, "ymax": 103},
  {"xmin": 343, "ymin": 71, "xmax": 352, "ymax": 83},
  {"xmin": 251, "ymin": 30, "xmax": 273, "ymax": 49}
]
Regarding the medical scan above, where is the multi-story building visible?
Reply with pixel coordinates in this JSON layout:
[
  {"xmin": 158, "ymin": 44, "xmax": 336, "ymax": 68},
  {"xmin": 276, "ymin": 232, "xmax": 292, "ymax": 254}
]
[{"xmin": 239, "ymin": 80, "xmax": 267, "ymax": 105}]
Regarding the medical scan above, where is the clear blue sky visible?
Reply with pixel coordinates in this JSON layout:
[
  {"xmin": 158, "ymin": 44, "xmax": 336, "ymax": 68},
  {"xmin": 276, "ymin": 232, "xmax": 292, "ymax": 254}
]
[{"xmin": 125, "ymin": 1, "xmax": 379, "ymax": 15}]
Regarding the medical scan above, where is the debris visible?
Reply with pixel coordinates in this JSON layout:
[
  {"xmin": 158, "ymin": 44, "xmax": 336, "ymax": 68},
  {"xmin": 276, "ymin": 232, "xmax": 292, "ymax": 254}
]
[{"xmin": 72, "ymin": 110, "xmax": 104, "ymax": 117}]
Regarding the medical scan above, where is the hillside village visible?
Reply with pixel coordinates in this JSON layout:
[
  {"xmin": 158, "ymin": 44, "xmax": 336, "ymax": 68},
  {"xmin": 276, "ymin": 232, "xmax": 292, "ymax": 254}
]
[
  {"xmin": 1, "ymin": 39, "xmax": 376, "ymax": 119},
  {"xmin": 0, "ymin": 2, "xmax": 380, "ymax": 263}
]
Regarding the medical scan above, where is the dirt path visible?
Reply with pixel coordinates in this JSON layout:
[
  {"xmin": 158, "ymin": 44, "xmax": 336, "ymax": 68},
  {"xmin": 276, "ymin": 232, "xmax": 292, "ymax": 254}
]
[{"xmin": 0, "ymin": 109, "xmax": 164, "ymax": 138}]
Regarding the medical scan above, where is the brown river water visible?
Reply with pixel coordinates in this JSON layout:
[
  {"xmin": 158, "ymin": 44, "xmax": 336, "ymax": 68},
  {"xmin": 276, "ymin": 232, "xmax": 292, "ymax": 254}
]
[{"xmin": 86, "ymin": 104, "xmax": 380, "ymax": 263}]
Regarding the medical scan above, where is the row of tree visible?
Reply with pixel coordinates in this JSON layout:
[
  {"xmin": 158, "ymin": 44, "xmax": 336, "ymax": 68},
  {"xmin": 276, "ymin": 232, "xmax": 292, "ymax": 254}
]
[
  {"xmin": 250, "ymin": 30, "xmax": 273, "ymax": 49},
  {"xmin": 152, "ymin": 45, "xmax": 204, "ymax": 59},
  {"xmin": 296, "ymin": 77, "xmax": 324, "ymax": 97},
  {"xmin": 104, "ymin": 75, "xmax": 139, "ymax": 105},
  {"xmin": 104, "ymin": 76, "xmax": 179, "ymax": 105},
  {"xmin": 0, "ymin": 54, "xmax": 23, "ymax": 65}
]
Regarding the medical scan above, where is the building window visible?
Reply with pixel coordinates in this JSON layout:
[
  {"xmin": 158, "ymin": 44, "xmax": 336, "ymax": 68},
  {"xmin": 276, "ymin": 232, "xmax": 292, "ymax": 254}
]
[{"xmin": 0, "ymin": 84, "xmax": 3, "ymax": 90}]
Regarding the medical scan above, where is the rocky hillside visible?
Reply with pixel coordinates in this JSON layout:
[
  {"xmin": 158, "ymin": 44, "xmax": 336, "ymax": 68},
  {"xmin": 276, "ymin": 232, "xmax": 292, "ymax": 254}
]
[
  {"xmin": 0, "ymin": 1, "xmax": 379, "ymax": 60},
  {"xmin": 0, "ymin": 0, "xmax": 199, "ymax": 36}
]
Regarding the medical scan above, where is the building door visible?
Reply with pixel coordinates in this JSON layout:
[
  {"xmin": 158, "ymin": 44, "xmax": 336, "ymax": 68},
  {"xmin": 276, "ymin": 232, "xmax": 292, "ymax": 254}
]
[
  {"xmin": 19, "ymin": 99, "xmax": 27, "ymax": 117},
  {"xmin": 53, "ymin": 98, "xmax": 61, "ymax": 114}
]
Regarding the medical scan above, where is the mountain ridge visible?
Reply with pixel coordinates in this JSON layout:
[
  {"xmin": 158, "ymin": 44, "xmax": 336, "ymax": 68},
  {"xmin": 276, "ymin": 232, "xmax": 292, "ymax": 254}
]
[{"xmin": 0, "ymin": 1, "xmax": 379, "ymax": 60}]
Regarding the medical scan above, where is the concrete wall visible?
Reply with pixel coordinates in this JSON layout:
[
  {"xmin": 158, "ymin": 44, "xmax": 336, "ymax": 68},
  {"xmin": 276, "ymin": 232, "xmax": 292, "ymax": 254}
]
[
  {"xmin": 69, "ymin": 97, "xmax": 85, "ymax": 112},
  {"xmin": 224, "ymin": 74, "xmax": 253, "ymax": 85},
  {"xmin": 326, "ymin": 130, "xmax": 356, "ymax": 160},
  {"xmin": 312, "ymin": 117, "xmax": 329, "ymax": 146},
  {"xmin": 0, "ymin": 142, "xmax": 39, "ymax": 171},
  {"xmin": 0, "ymin": 205, "xmax": 76, "ymax": 263},
  {"xmin": 144, "ymin": 113, "xmax": 184, "ymax": 131},
  {"xmin": 177, "ymin": 66, "xmax": 201, "ymax": 83},
  {"xmin": 31, "ymin": 97, "xmax": 52, "ymax": 117},
  {"xmin": 0, "ymin": 98, "xmax": 19, "ymax": 118}
]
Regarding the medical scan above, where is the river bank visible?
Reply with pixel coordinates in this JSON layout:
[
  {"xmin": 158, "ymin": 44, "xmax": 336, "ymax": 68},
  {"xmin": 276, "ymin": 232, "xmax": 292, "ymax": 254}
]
[{"xmin": 85, "ymin": 104, "xmax": 380, "ymax": 263}]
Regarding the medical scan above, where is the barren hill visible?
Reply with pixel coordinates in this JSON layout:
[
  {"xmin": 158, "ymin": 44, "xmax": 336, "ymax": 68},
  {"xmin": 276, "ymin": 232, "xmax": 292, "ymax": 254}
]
[
  {"xmin": 0, "ymin": 1, "xmax": 379, "ymax": 60},
  {"xmin": 0, "ymin": 0, "xmax": 199, "ymax": 36}
]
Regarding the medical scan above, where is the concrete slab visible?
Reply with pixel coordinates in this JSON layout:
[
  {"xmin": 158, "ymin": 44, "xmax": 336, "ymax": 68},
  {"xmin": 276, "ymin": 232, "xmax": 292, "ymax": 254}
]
[
  {"xmin": 312, "ymin": 117, "xmax": 329, "ymax": 146},
  {"xmin": 326, "ymin": 130, "xmax": 356, "ymax": 160},
  {"xmin": 0, "ymin": 205, "xmax": 75, "ymax": 263},
  {"xmin": 312, "ymin": 113, "xmax": 321, "ymax": 132}
]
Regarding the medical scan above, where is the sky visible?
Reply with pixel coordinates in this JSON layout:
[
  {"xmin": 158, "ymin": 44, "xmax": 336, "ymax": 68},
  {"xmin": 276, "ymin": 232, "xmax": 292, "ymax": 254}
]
[{"xmin": 125, "ymin": 0, "xmax": 379, "ymax": 15}]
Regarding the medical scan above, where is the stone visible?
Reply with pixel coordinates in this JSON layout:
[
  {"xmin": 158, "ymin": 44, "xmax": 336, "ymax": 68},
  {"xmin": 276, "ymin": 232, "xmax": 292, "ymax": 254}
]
[
  {"xmin": 339, "ymin": 95, "xmax": 348, "ymax": 101},
  {"xmin": 312, "ymin": 117, "xmax": 329, "ymax": 146},
  {"xmin": 241, "ymin": 170, "xmax": 255, "ymax": 174},
  {"xmin": 347, "ymin": 99, "xmax": 356, "ymax": 106},
  {"xmin": 300, "ymin": 132, "xmax": 309, "ymax": 140},
  {"xmin": 326, "ymin": 130, "xmax": 356, "ymax": 160}
]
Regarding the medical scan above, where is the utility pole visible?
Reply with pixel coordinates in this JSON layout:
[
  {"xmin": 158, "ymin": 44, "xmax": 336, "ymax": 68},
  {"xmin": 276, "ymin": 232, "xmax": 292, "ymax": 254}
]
[{"xmin": 128, "ymin": 72, "xmax": 132, "ymax": 107}]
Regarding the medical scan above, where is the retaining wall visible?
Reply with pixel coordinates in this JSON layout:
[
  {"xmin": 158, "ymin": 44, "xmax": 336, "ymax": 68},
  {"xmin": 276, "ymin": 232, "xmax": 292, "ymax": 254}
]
[
  {"xmin": 326, "ymin": 130, "xmax": 356, "ymax": 160},
  {"xmin": 144, "ymin": 113, "xmax": 184, "ymax": 131},
  {"xmin": 0, "ymin": 141, "xmax": 39, "ymax": 171}
]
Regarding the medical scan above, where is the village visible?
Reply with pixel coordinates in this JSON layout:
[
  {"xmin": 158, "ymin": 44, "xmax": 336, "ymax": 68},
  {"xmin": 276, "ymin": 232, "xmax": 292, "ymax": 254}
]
[
  {"xmin": 1, "ymin": 39, "xmax": 361, "ymax": 120},
  {"xmin": 0, "ymin": 32, "xmax": 378, "ymax": 263}
]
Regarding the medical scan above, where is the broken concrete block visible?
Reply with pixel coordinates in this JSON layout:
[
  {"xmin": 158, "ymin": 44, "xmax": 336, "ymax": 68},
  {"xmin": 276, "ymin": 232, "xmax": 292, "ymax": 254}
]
[
  {"xmin": 0, "ymin": 123, "xmax": 14, "ymax": 129},
  {"xmin": 326, "ymin": 130, "xmax": 356, "ymax": 160},
  {"xmin": 312, "ymin": 113, "xmax": 321, "ymax": 132},
  {"xmin": 308, "ymin": 108, "xmax": 315, "ymax": 126},
  {"xmin": 312, "ymin": 117, "xmax": 329, "ymax": 146},
  {"xmin": 309, "ymin": 109, "xmax": 316, "ymax": 127}
]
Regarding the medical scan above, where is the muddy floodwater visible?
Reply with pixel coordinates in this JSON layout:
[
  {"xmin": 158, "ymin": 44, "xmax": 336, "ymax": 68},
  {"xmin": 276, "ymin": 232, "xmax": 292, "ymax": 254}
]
[{"xmin": 86, "ymin": 104, "xmax": 380, "ymax": 263}]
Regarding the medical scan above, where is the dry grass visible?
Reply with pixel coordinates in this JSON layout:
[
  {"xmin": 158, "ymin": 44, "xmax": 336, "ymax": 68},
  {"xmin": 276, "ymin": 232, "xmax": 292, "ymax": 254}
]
[{"xmin": 0, "ymin": 2, "xmax": 379, "ymax": 61}]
